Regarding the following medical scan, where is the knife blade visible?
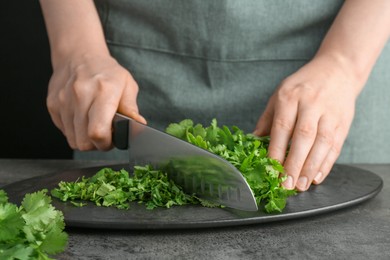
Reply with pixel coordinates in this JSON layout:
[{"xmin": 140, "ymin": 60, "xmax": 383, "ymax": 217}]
[{"xmin": 112, "ymin": 113, "xmax": 258, "ymax": 211}]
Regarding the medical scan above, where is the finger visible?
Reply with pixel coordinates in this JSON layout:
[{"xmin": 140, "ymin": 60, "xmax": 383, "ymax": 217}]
[
  {"xmin": 283, "ymin": 108, "xmax": 319, "ymax": 190},
  {"xmin": 118, "ymin": 77, "xmax": 147, "ymax": 125},
  {"xmin": 88, "ymin": 84, "xmax": 122, "ymax": 151},
  {"xmin": 72, "ymin": 82, "xmax": 95, "ymax": 151},
  {"xmin": 47, "ymin": 73, "xmax": 66, "ymax": 133},
  {"xmin": 55, "ymin": 81, "xmax": 78, "ymax": 150},
  {"xmin": 297, "ymin": 116, "xmax": 336, "ymax": 191},
  {"xmin": 74, "ymin": 113, "xmax": 95, "ymax": 151},
  {"xmin": 313, "ymin": 126, "xmax": 348, "ymax": 185},
  {"xmin": 267, "ymin": 101, "xmax": 298, "ymax": 164},
  {"xmin": 253, "ymin": 97, "xmax": 275, "ymax": 136},
  {"xmin": 60, "ymin": 105, "xmax": 77, "ymax": 150},
  {"xmin": 47, "ymin": 108, "xmax": 64, "ymax": 134}
]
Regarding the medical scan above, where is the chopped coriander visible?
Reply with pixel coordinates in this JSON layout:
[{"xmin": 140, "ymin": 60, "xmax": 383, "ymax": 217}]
[{"xmin": 52, "ymin": 166, "xmax": 200, "ymax": 210}]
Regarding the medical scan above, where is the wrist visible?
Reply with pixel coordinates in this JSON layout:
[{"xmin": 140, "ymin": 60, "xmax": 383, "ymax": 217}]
[
  {"xmin": 313, "ymin": 51, "xmax": 369, "ymax": 96},
  {"xmin": 50, "ymin": 38, "xmax": 110, "ymax": 70}
]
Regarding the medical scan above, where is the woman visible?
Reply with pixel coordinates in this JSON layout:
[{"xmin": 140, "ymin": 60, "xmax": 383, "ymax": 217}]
[{"xmin": 39, "ymin": 0, "xmax": 390, "ymax": 191}]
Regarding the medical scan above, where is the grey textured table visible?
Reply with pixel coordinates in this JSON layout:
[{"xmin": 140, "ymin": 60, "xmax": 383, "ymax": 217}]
[{"xmin": 1, "ymin": 159, "xmax": 389, "ymax": 260}]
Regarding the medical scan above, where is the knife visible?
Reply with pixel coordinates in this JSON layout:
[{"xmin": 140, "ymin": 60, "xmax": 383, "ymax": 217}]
[{"xmin": 112, "ymin": 113, "xmax": 258, "ymax": 211}]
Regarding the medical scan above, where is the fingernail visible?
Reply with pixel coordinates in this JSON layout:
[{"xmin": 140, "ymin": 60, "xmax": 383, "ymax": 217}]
[
  {"xmin": 283, "ymin": 175, "xmax": 294, "ymax": 190},
  {"xmin": 296, "ymin": 176, "xmax": 308, "ymax": 190},
  {"xmin": 138, "ymin": 114, "xmax": 147, "ymax": 124},
  {"xmin": 314, "ymin": 172, "xmax": 323, "ymax": 183},
  {"xmin": 128, "ymin": 111, "xmax": 147, "ymax": 124},
  {"xmin": 252, "ymin": 129, "xmax": 260, "ymax": 136}
]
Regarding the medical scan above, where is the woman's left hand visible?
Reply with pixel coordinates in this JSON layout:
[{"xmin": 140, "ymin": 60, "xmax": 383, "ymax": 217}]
[{"xmin": 254, "ymin": 55, "xmax": 363, "ymax": 191}]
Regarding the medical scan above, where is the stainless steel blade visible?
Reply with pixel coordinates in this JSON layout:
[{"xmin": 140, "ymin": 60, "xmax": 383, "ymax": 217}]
[{"xmin": 113, "ymin": 113, "xmax": 258, "ymax": 211}]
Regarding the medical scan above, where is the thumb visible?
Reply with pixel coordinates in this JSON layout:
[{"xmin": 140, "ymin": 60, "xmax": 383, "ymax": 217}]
[{"xmin": 117, "ymin": 77, "xmax": 147, "ymax": 125}]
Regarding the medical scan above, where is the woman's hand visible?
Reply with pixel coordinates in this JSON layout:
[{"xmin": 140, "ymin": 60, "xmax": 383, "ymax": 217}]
[
  {"xmin": 254, "ymin": 55, "xmax": 362, "ymax": 191},
  {"xmin": 254, "ymin": 0, "xmax": 390, "ymax": 191},
  {"xmin": 39, "ymin": 0, "xmax": 146, "ymax": 151},
  {"xmin": 47, "ymin": 54, "xmax": 146, "ymax": 151}
]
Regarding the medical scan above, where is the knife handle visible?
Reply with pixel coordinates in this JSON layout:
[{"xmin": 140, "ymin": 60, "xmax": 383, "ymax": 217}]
[{"xmin": 112, "ymin": 113, "xmax": 129, "ymax": 150}]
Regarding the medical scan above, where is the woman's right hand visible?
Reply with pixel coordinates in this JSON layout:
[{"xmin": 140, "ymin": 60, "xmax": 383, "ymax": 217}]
[{"xmin": 47, "ymin": 53, "xmax": 146, "ymax": 151}]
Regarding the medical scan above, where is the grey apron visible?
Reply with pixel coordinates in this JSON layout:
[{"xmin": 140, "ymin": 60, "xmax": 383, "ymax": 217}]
[{"xmin": 76, "ymin": 0, "xmax": 390, "ymax": 163}]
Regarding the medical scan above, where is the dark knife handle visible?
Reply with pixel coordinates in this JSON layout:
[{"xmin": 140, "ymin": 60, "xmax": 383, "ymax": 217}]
[{"xmin": 112, "ymin": 113, "xmax": 129, "ymax": 150}]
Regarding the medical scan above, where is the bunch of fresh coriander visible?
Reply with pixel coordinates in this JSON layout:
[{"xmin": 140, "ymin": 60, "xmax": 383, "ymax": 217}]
[
  {"xmin": 0, "ymin": 189, "xmax": 67, "ymax": 260},
  {"xmin": 166, "ymin": 119, "xmax": 296, "ymax": 212},
  {"xmin": 52, "ymin": 119, "xmax": 296, "ymax": 213}
]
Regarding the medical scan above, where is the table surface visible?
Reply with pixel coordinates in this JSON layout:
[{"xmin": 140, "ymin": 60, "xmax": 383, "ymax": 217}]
[{"xmin": 1, "ymin": 159, "xmax": 389, "ymax": 260}]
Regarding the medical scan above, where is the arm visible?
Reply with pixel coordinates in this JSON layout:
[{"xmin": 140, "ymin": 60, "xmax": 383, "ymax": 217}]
[
  {"xmin": 39, "ymin": 0, "xmax": 145, "ymax": 151},
  {"xmin": 316, "ymin": 0, "xmax": 390, "ymax": 91},
  {"xmin": 255, "ymin": 0, "xmax": 390, "ymax": 191},
  {"xmin": 40, "ymin": 0, "xmax": 109, "ymax": 68}
]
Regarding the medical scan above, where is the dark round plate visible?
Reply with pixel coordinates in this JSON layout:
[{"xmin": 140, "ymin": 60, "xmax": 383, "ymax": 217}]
[{"xmin": 2, "ymin": 164, "xmax": 383, "ymax": 230}]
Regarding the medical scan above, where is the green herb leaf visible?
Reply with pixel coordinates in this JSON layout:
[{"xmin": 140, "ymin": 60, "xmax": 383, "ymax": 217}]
[
  {"xmin": 0, "ymin": 189, "xmax": 67, "ymax": 259},
  {"xmin": 0, "ymin": 203, "xmax": 24, "ymax": 242}
]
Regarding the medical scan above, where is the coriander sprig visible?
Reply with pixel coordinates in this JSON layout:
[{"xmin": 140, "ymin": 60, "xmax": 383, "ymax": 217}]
[{"xmin": 0, "ymin": 189, "xmax": 68, "ymax": 260}]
